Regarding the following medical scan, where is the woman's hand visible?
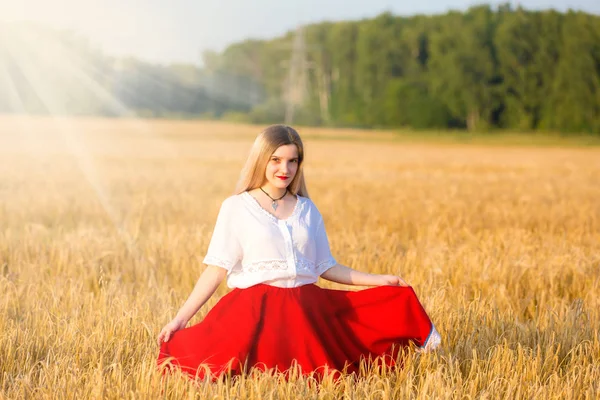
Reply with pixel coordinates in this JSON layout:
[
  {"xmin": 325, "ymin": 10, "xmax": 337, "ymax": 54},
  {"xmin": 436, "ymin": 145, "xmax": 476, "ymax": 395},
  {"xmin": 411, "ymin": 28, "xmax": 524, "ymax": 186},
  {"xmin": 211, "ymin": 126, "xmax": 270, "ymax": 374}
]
[
  {"xmin": 378, "ymin": 274, "xmax": 409, "ymax": 287},
  {"xmin": 157, "ymin": 317, "xmax": 187, "ymax": 345},
  {"xmin": 156, "ymin": 265, "xmax": 227, "ymax": 346}
]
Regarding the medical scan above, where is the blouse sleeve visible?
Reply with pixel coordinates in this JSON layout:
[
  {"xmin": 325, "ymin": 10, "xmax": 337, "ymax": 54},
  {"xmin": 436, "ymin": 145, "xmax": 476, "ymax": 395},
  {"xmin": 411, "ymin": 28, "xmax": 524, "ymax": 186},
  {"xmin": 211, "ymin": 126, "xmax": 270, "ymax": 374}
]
[
  {"xmin": 315, "ymin": 214, "xmax": 337, "ymax": 275},
  {"xmin": 202, "ymin": 197, "xmax": 242, "ymax": 271}
]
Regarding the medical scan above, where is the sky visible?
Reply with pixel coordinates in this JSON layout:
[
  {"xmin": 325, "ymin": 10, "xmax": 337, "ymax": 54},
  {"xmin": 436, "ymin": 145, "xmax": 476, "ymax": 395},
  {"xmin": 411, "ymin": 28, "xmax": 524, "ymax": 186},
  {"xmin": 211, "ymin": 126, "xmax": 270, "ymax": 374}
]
[{"xmin": 1, "ymin": 0, "xmax": 599, "ymax": 65}]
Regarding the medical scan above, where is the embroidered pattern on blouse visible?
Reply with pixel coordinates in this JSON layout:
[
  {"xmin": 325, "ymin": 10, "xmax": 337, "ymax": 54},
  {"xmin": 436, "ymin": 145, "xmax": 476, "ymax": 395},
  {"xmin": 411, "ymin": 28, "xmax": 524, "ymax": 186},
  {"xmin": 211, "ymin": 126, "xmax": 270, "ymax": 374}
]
[
  {"xmin": 296, "ymin": 258, "xmax": 313, "ymax": 273},
  {"xmin": 242, "ymin": 259, "xmax": 289, "ymax": 272},
  {"xmin": 316, "ymin": 257, "xmax": 337, "ymax": 274},
  {"xmin": 204, "ymin": 255, "xmax": 238, "ymax": 270},
  {"xmin": 242, "ymin": 191, "xmax": 305, "ymax": 222},
  {"xmin": 240, "ymin": 257, "xmax": 337, "ymax": 274}
]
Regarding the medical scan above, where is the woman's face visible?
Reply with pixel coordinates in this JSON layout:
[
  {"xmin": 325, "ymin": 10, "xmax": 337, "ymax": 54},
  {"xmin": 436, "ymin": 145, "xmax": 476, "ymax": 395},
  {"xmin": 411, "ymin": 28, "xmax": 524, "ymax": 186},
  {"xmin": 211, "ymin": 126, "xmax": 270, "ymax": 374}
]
[{"xmin": 263, "ymin": 144, "xmax": 299, "ymax": 191}]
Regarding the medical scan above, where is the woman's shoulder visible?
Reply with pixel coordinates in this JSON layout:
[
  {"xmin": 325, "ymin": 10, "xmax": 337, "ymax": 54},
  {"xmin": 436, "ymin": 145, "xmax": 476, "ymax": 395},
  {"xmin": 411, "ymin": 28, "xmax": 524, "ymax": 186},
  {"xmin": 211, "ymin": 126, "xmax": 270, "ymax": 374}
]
[
  {"xmin": 298, "ymin": 195, "xmax": 322, "ymax": 217},
  {"xmin": 225, "ymin": 192, "xmax": 245, "ymax": 202},
  {"xmin": 217, "ymin": 192, "xmax": 246, "ymax": 212},
  {"xmin": 298, "ymin": 194, "xmax": 313, "ymax": 207}
]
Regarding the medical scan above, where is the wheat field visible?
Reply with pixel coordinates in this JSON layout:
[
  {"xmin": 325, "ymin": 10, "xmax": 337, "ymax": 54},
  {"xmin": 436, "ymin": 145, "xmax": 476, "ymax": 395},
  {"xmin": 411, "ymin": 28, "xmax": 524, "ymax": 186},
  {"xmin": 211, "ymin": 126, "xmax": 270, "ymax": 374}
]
[{"xmin": 0, "ymin": 117, "xmax": 598, "ymax": 399}]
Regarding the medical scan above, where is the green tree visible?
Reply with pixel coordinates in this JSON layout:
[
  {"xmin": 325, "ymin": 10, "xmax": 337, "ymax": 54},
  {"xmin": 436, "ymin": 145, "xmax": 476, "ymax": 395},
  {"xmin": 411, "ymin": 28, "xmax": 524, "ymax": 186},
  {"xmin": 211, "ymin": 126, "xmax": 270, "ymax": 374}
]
[
  {"xmin": 428, "ymin": 6, "xmax": 498, "ymax": 131},
  {"xmin": 542, "ymin": 12, "xmax": 599, "ymax": 133}
]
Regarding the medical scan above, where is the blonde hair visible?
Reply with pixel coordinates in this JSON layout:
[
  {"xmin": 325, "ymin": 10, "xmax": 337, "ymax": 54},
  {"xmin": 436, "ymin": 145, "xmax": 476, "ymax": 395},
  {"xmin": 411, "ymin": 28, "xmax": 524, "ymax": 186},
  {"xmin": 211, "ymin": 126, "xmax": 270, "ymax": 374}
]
[{"xmin": 234, "ymin": 124, "xmax": 309, "ymax": 198}]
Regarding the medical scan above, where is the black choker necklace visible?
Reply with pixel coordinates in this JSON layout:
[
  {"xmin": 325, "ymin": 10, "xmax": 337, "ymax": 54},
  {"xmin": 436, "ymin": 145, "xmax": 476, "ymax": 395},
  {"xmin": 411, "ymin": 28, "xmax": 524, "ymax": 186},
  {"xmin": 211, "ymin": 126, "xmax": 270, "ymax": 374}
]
[{"xmin": 260, "ymin": 187, "xmax": 287, "ymax": 211}]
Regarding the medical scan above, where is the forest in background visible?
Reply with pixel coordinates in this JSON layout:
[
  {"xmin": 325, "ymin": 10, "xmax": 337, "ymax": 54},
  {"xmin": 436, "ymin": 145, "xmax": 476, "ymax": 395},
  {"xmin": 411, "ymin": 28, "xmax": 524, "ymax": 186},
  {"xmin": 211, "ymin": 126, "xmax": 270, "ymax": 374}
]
[{"xmin": 1, "ymin": 3, "xmax": 599, "ymax": 133}]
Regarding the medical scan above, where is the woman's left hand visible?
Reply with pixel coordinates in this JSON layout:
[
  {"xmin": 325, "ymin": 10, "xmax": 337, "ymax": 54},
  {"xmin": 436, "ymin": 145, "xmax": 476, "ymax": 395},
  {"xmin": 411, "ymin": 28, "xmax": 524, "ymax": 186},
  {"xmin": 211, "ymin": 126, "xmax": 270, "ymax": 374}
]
[{"xmin": 379, "ymin": 274, "xmax": 409, "ymax": 287}]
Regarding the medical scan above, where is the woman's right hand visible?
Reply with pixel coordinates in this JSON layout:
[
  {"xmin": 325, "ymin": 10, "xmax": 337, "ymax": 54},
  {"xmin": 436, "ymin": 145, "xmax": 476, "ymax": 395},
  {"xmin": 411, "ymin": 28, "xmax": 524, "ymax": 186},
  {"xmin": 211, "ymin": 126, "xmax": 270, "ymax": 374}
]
[
  {"xmin": 378, "ymin": 274, "xmax": 409, "ymax": 287},
  {"xmin": 156, "ymin": 265, "xmax": 227, "ymax": 345},
  {"xmin": 157, "ymin": 317, "xmax": 187, "ymax": 345}
]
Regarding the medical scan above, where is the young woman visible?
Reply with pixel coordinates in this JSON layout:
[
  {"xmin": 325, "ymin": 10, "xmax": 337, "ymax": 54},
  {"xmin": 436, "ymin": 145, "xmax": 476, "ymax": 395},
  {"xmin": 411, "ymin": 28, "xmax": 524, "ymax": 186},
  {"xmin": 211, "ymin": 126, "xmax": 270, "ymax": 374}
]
[{"xmin": 157, "ymin": 124, "xmax": 440, "ymax": 380}]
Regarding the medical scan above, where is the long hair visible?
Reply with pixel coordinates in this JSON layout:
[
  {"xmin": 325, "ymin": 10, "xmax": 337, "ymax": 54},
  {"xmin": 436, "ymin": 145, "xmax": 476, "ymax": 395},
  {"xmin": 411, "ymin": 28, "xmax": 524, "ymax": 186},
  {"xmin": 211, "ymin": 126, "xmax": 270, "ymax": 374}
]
[{"xmin": 234, "ymin": 124, "xmax": 309, "ymax": 198}]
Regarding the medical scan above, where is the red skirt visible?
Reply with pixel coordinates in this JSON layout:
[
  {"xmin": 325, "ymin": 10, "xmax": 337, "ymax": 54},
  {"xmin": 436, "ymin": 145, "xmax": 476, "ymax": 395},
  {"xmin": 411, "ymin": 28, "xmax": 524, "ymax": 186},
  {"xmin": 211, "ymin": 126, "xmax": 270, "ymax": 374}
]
[{"xmin": 157, "ymin": 284, "xmax": 439, "ymax": 380}]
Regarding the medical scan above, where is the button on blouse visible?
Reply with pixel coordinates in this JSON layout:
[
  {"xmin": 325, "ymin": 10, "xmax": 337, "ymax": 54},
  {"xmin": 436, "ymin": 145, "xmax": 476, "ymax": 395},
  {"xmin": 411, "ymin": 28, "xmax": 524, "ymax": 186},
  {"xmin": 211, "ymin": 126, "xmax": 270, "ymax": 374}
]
[{"xmin": 202, "ymin": 192, "xmax": 337, "ymax": 288}]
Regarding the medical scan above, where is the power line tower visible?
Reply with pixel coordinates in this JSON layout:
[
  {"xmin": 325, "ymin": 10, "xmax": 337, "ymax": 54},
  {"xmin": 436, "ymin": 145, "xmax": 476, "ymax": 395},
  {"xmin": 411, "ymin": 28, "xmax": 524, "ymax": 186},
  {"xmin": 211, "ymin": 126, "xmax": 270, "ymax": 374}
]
[{"xmin": 284, "ymin": 25, "xmax": 310, "ymax": 125}]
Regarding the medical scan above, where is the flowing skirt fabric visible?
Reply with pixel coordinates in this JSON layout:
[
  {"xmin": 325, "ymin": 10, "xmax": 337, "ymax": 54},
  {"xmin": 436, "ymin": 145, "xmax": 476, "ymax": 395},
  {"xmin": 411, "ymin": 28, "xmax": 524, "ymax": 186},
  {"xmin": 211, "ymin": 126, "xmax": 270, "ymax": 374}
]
[{"xmin": 157, "ymin": 284, "xmax": 439, "ymax": 380}]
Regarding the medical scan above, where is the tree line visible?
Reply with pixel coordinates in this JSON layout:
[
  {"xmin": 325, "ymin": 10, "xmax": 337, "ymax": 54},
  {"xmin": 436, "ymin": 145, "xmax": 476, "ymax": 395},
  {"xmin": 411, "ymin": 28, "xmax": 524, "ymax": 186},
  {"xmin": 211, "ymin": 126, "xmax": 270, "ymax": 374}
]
[{"xmin": 1, "ymin": 4, "xmax": 599, "ymax": 133}]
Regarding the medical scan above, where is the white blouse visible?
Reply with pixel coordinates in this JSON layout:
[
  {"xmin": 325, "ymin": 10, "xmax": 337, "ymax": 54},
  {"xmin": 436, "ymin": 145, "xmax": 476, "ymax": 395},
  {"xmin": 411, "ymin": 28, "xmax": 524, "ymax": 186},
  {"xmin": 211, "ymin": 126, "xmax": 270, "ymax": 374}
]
[{"xmin": 202, "ymin": 191, "xmax": 338, "ymax": 288}]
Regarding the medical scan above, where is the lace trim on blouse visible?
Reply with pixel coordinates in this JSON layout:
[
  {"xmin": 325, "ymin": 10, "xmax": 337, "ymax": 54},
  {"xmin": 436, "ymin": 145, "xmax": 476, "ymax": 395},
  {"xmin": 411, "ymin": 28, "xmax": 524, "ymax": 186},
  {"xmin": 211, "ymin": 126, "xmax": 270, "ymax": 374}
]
[
  {"xmin": 315, "ymin": 257, "xmax": 337, "ymax": 274},
  {"xmin": 242, "ymin": 259, "xmax": 289, "ymax": 273},
  {"xmin": 238, "ymin": 257, "xmax": 337, "ymax": 274},
  {"xmin": 204, "ymin": 255, "xmax": 238, "ymax": 271},
  {"xmin": 242, "ymin": 191, "xmax": 304, "ymax": 222}
]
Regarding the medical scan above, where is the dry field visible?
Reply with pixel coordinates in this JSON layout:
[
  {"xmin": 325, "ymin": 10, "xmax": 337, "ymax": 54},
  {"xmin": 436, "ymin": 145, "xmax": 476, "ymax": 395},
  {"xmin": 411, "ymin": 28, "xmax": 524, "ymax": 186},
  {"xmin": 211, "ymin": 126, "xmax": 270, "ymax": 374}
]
[{"xmin": 0, "ymin": 117, "xmax": 599, "ymax": 399}]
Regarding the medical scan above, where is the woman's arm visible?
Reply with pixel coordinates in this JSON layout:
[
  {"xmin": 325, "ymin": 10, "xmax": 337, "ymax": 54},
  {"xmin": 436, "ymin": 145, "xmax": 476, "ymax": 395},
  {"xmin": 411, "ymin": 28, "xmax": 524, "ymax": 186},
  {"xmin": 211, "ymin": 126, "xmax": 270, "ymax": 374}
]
[
  {"xmin": 320, "ymin": 263, "xmax": 408, "ymax": 287},
  {"xmin": 157, "ymin": 265, "xmax": 227, "ymax": 344}
]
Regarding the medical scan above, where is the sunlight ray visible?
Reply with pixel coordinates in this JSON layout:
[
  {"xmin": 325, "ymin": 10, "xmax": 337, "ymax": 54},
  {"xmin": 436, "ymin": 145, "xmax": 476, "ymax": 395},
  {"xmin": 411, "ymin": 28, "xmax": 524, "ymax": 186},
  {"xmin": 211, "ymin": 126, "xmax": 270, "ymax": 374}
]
[{"xmin": 3, "ymin": 26, "xmax": 140, "ymax": 252}]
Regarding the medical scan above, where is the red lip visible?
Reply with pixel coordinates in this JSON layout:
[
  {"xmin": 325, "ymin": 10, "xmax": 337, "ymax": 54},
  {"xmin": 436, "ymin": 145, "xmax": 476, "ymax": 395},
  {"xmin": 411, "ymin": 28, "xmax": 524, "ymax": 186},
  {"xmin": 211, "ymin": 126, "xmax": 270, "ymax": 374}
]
[{"xmin": 277, "ymin": 176, "xmax": 289, "ymax": 180}]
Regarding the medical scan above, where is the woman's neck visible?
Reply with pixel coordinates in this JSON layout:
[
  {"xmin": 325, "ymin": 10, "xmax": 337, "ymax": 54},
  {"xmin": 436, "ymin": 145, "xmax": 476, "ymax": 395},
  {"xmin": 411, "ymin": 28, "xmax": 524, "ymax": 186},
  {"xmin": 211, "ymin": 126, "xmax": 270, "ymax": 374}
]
[{"xmin": 260, "ymin": 184, "xmax": 287, "ymax": 199}]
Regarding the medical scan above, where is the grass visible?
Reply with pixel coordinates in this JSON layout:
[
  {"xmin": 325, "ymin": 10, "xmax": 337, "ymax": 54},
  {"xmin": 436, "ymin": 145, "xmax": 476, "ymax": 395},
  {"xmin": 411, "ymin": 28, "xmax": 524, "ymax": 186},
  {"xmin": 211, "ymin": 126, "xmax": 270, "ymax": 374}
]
[{"xmin": 0, "ymin": 116, "xmax": 599, "ymax": 399}]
